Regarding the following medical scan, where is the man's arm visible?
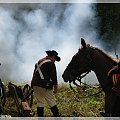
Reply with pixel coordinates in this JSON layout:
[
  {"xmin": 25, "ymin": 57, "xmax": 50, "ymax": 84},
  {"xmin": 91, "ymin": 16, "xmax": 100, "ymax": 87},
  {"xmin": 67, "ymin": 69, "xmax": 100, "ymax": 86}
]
[
  {"xmin": 108, "ymin": 66, "xmax": 118, "ymax": 78},
  {"xmin": 50, "ymin": 63, "xmax": 58, "ymax": 94}
]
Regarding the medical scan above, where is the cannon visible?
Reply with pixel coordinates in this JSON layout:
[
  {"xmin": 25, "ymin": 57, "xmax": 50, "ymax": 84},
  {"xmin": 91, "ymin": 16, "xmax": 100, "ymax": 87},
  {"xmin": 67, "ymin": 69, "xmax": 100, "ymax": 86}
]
[{"xmin": 0, "ymin": 81, "xmax": 34, "ymax": 117}]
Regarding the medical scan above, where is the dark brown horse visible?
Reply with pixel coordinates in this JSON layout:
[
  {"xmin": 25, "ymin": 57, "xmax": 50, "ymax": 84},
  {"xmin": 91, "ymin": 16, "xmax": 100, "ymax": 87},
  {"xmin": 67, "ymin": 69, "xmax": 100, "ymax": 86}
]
[{"xmin": 62, "ymin": 38, "xmax": 120, "ymax": 116}]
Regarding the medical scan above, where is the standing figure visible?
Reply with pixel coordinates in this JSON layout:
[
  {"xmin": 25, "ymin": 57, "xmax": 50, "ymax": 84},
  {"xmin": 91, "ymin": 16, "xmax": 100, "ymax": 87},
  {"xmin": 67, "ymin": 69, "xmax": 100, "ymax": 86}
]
[
  {"xmin": 101, "ymin": 62, "xmax": 120, "ymax": 117},
  {"xmin": 31, "ymin": 50, "xmax": 61, "ymax": 117},
  {"xmin": 107, "ymin": 61, "xmax": 120, "ymax": 116}
]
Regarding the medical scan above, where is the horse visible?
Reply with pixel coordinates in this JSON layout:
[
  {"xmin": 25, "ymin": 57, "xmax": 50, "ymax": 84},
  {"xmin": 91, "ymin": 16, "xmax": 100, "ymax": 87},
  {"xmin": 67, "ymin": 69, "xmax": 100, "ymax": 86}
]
[{"xmin": 62, "ymin": 38, "xmax": 120, "ymax": 117}]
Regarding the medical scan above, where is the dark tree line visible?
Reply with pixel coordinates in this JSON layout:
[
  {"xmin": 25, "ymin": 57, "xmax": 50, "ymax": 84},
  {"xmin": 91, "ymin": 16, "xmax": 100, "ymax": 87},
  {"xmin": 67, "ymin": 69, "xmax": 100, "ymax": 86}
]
[{"xmin": 95, "ymin": 3, "xmax": 120, "ymax": 50}]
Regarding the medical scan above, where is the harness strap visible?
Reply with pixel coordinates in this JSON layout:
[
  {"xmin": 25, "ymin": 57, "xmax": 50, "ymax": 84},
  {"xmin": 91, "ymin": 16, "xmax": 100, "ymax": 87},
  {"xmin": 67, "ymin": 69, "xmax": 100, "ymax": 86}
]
[{"xmin": 36, "ymin": 59, "xmax": 51, "ymax": 79}]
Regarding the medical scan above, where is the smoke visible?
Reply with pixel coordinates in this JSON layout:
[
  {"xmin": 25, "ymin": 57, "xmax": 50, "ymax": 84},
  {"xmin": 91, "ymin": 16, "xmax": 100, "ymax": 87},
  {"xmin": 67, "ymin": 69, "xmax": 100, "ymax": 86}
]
[{"xmin": 0, "ymin": 3, "xmax": 99, "ymax": 84}]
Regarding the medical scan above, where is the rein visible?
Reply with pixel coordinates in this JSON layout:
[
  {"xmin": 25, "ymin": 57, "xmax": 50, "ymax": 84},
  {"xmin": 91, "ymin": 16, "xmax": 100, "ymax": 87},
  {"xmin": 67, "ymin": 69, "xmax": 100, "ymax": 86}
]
[
  {"xmin": 69, "ymin": 71, "xmax": 89, "ymax": 91},
  {"xmin": 69, "ymin": 79, "xmax": 103, "ymax": 98},
  {"xmin": 69, "ymin": 68, "xmax": 103, "ymax": 97}
]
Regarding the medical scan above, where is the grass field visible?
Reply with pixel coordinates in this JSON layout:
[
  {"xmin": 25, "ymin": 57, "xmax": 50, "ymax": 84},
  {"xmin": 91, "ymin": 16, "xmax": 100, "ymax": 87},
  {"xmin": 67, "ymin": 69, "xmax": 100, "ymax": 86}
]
[{"xmin": 2, "ymin": 83, "xmax": 104, "ymax": 117}]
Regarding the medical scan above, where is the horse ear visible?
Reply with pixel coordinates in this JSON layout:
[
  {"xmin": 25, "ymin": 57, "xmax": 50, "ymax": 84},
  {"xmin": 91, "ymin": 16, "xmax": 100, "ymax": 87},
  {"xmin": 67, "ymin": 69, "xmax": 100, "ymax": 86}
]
[{"xmin": 81, "ymin": 38, "xmax": 86, "ymax": 49}]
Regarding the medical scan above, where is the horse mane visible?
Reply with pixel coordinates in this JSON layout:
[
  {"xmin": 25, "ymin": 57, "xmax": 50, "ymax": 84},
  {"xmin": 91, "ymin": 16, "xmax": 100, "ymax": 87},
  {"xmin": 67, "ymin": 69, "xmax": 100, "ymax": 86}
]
[{"xmin": 95, "ymin": 47, "xmax": 118, "ymax": 64}]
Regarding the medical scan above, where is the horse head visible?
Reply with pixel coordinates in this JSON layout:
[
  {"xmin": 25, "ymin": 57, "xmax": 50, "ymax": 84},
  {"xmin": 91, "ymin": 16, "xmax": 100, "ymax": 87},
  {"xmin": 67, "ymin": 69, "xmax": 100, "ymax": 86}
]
[
  {"xmin": 62, "ymin": 38, "xmax": 94, "ymax": 84},
  {"xmin": 62, "ymin": 38, "xmax": 117, "ymax": 89}
]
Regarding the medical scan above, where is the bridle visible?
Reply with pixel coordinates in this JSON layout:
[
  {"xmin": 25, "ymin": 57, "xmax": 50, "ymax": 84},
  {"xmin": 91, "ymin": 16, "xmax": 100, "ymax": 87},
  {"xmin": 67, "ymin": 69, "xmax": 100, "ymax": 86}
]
[
  {"xmin": 67, "ymin": 47, "xmax": 104, "ymax": 97},
  {"xmin": 68, "ymin": 47, "xmax": 95, "ymax": 88}
]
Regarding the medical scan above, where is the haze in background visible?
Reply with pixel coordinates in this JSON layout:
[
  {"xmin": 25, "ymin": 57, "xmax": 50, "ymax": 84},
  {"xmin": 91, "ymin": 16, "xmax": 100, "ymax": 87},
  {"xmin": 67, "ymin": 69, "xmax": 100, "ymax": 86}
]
[{"xmin": 0, "ymin": 3, "xmax": 103, "ymax": 84}]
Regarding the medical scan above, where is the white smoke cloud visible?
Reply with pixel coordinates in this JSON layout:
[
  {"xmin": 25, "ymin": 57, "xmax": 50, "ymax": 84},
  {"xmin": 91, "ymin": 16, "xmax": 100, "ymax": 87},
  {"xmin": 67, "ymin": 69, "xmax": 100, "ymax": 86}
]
[{"xmin": 0, "ymin": 3, "xmax": 99, "ymax": 84}]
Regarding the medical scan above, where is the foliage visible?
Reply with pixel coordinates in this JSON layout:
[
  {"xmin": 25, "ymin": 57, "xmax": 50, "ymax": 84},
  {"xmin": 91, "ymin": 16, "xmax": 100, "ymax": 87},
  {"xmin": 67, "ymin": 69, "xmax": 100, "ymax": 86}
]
[{"xmin": 95, "ymin": 3, "xmax": 120, "ymax": 50}]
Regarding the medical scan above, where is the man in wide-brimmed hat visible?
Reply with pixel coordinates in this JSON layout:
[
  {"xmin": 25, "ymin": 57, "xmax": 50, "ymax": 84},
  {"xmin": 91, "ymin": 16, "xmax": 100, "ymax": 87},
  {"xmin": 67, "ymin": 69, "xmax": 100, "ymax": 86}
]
[{"xmin": 31, "ymin": 50, "xmax": 61, "ymax": 117}]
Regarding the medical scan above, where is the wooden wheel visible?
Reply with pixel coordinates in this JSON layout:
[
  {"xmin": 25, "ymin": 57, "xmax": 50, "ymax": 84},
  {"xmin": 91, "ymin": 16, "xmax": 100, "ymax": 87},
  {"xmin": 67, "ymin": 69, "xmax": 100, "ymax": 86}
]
[
  {"xmin": 23, "ymin": 84, "xmax": 33, "ymax": 108},
  {"xmin": 0, "ymin": 79, "xmax": 6, "ymax": 111}
]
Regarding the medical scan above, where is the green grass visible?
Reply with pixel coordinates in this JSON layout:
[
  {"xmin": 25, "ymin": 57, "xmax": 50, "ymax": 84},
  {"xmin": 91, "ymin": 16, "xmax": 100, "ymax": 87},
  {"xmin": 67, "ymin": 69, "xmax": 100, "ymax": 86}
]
[{"xmin": 2, "ymin": 83, "xmax": 105, "ymax": 117}]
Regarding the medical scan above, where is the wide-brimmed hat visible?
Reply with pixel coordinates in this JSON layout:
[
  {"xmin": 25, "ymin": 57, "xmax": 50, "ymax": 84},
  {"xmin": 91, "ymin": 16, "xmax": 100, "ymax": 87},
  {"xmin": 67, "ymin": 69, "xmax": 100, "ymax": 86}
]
[{"xmin": 46, "ymin": 50, "xmax": 61, "ymax": 62}]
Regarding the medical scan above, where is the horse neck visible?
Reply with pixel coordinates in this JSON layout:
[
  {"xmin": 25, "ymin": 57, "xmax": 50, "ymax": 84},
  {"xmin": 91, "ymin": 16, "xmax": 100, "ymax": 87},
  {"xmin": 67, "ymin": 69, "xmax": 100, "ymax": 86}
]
[{"xmin": 92, "ymin": 49, "xmax": 117, "ymax": 91}]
